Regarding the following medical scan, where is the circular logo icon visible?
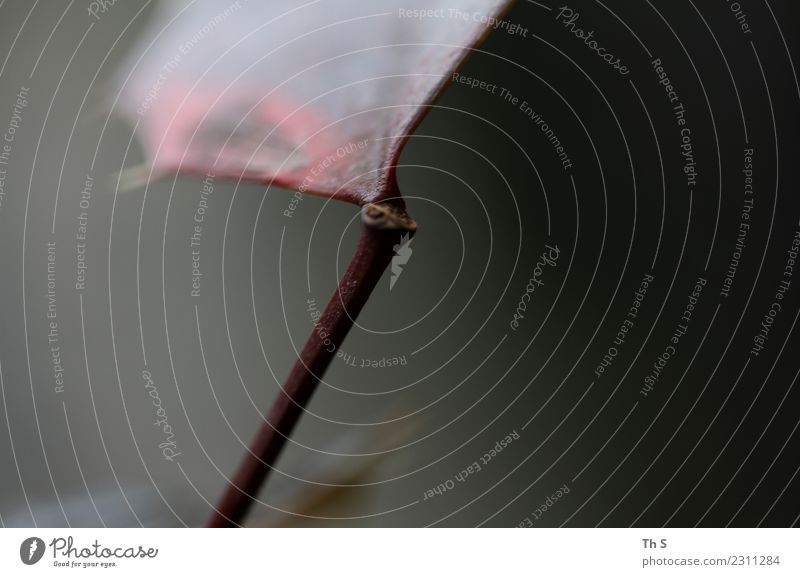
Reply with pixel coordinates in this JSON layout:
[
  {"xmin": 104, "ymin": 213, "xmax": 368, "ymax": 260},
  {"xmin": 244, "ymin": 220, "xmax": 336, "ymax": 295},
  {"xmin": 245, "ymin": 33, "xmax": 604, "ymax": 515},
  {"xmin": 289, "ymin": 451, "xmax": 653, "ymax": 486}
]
[{"xmin": 19, "ymin": 537, "xmax": 45, "ymax": 565}]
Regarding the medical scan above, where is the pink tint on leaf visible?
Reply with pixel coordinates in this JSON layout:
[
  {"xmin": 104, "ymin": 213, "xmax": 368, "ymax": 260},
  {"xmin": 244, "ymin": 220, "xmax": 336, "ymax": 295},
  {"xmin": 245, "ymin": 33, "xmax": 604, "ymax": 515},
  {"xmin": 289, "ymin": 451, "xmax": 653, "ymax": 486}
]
[{"xmin": 118, "ymin": 0, "xmax": 514, "ymax": 205}]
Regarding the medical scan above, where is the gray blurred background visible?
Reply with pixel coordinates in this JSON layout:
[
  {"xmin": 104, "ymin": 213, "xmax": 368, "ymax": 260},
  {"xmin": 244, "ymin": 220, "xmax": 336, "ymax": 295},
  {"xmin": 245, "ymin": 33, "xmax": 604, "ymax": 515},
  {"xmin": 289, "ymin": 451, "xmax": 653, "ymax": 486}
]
[{"xmin": 1, "ymin": 0, "xmax": 799, "ymax": 527}]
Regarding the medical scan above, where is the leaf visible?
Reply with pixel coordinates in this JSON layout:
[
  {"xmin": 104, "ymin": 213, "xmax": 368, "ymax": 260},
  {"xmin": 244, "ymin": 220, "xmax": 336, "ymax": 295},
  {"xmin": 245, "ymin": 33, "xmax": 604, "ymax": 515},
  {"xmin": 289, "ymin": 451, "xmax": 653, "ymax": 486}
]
[
  {"xmin": 116, "ymin": 0, "xmax": 515, "ymax": 527},
  {"xmin": 118, "ymin": 0, "xmax": 514, "ymax": 204}
]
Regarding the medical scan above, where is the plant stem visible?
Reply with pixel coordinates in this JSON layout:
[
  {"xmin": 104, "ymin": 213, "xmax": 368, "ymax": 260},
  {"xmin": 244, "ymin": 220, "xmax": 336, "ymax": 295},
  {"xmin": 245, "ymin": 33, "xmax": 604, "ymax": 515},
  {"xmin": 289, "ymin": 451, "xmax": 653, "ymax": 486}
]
[{"xmin": 207, "ymin": 201, "xmax": 416, "ymax": 527}]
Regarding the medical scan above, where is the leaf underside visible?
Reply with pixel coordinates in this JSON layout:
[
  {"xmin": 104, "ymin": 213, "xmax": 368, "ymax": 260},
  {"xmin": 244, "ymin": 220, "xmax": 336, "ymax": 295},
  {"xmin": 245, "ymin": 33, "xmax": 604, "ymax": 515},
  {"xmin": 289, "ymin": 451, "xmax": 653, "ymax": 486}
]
[{"xmin": 119, "ymin": 0, "xmax": 514, "ymax": 205}]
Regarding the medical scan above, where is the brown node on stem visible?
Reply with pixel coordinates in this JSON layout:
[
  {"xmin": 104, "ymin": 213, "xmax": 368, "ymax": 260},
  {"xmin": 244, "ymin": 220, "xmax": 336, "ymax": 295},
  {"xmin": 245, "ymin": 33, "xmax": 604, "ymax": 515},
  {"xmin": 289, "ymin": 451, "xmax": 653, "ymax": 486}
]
[{"xmin": 361, "ymin": 202, "xmax": 417, "ymax": 235}]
